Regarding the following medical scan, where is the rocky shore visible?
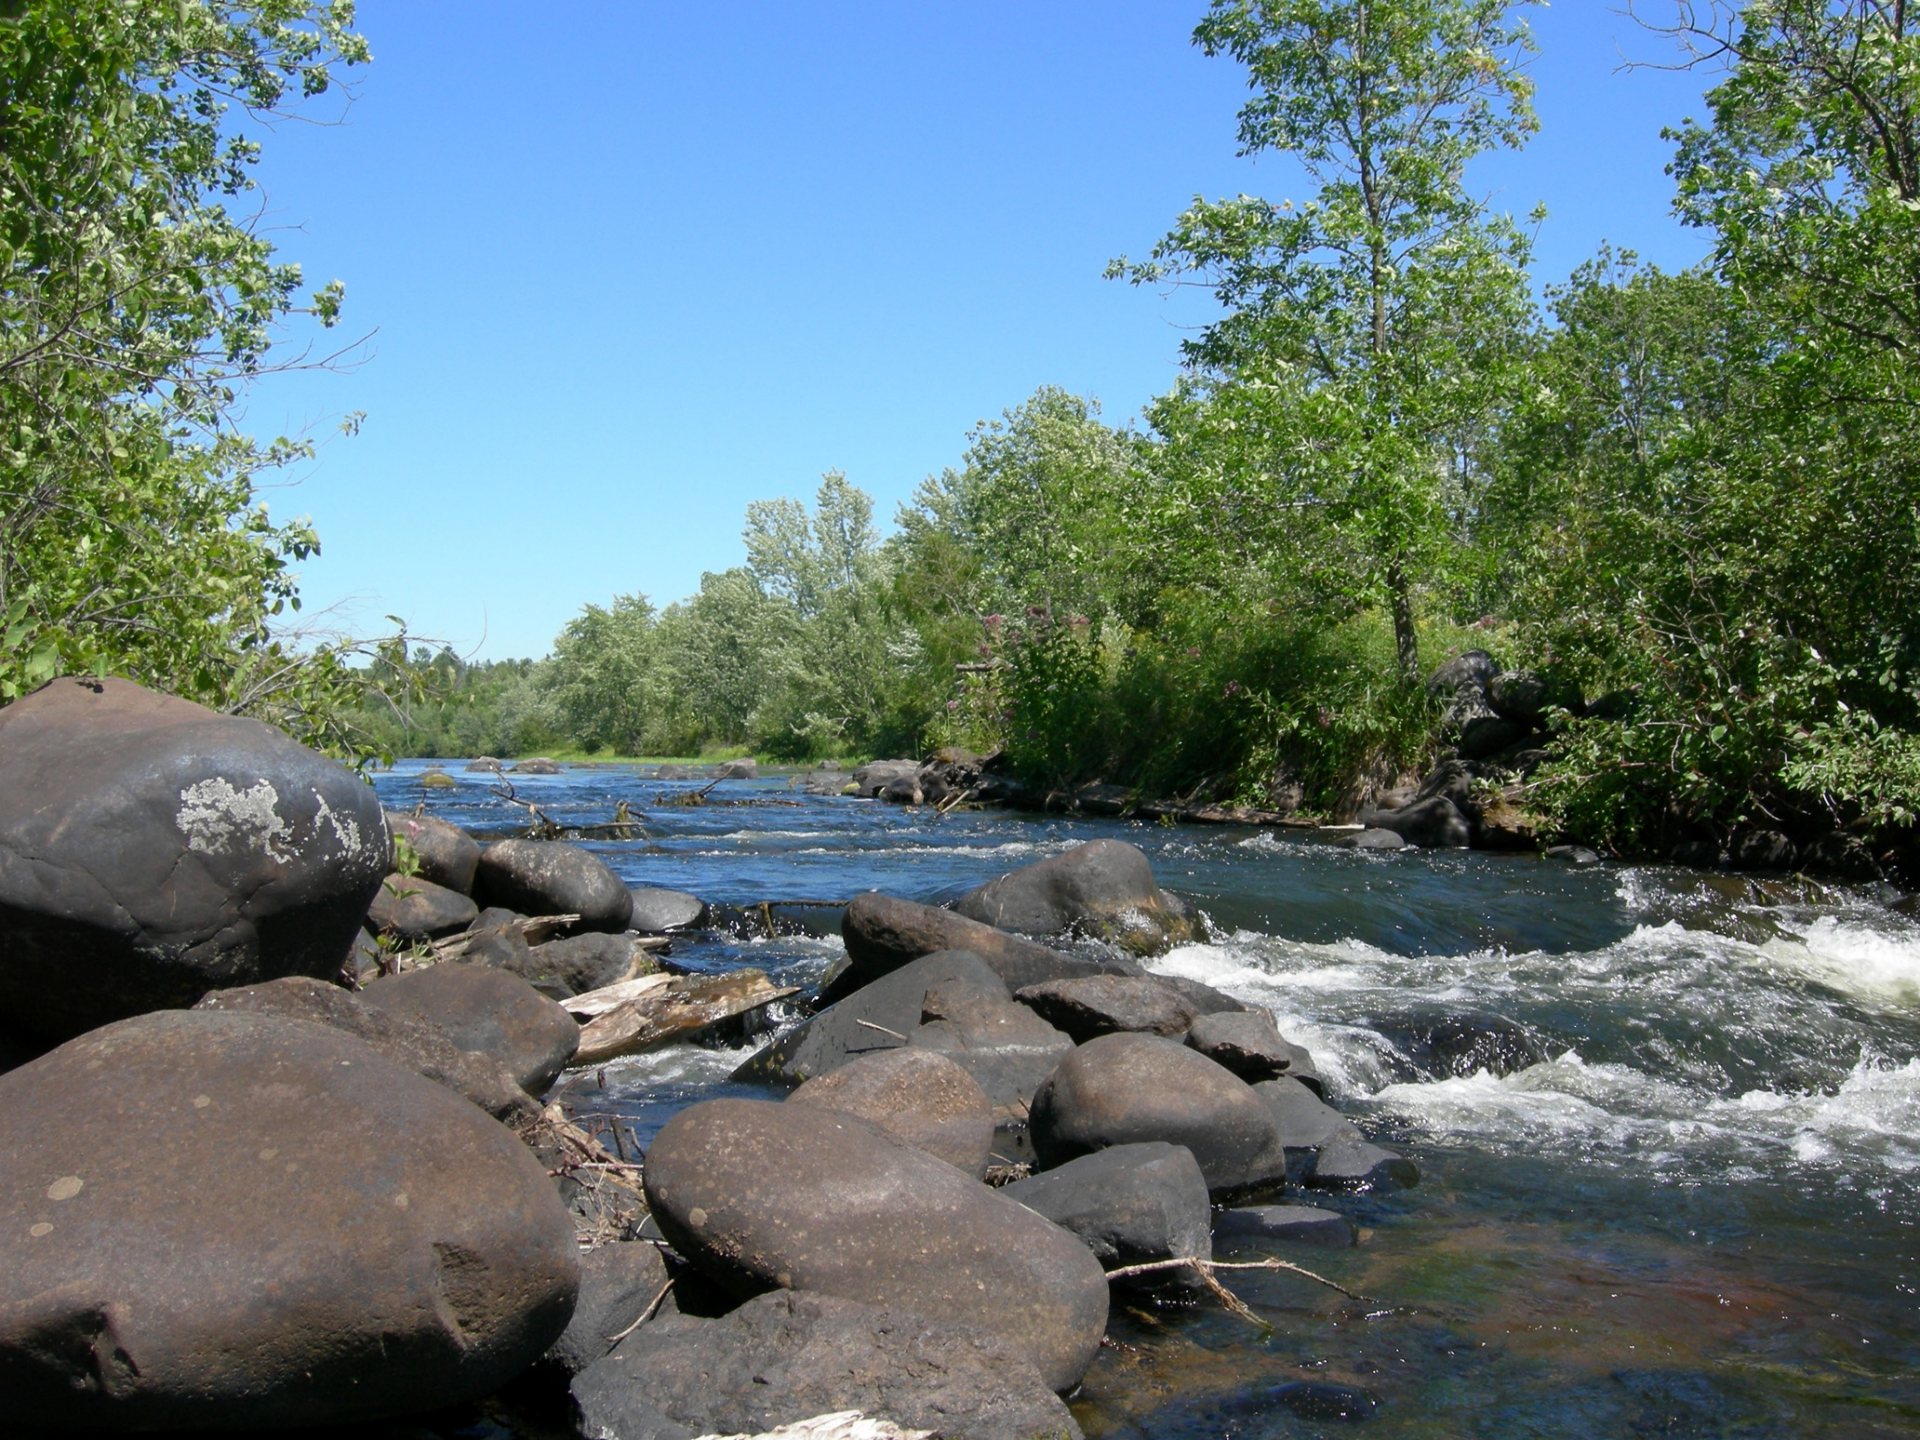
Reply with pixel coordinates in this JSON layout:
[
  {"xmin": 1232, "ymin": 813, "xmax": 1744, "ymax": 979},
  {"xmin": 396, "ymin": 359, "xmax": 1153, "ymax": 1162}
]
[{"xmin": 0, "ymin": 676, "xmax": 1428, "ymax": 1437}]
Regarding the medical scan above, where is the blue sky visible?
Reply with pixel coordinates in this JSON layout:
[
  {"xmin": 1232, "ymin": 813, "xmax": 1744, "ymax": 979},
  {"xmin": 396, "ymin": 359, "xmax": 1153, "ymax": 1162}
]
[{"xmin": 253, "ymin": 2, "xmax": 1720, "ymax": 663}]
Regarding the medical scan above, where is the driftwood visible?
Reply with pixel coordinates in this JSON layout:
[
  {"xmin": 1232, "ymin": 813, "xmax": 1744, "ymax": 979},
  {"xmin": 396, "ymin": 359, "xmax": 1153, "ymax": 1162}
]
[
  {"xmin": 694, "ymin": 1415, "xmax": 934, "ymax": 1440},
  {"xmin": 510, "ymin": 1102, "xmax": 649, "ymax": 1247},
  {"xmin": 569, "ymin": 969, "xmax": 798, "ymax": 1067}
]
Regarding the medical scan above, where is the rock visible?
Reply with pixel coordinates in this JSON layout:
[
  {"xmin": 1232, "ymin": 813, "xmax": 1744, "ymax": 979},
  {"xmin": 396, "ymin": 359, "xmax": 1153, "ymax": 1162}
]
[
  {"xmin": 837, "ymin": 891, "xmax": 1139, "ymax": 1002},
  {"xmin": 0, "ymin": 1010, "xmax": 578, "ymax": 1430},
  {"xmin": 1029, "ymin": 1033, "xmax": 1290, "ymax": 1197},
  {"xmin": 544, "ymin": 1240, "xmax": 672, "ymax": 1376},
  {"xmin": 345, "ymin": 925, "xmax": 384, "ymax": 984},
  {"xmin": 714, "ymin": 759, "xmax": 758, "ymax": 780},
  {"xmin": 628, "ymin": 886, "xmax": 710, "ymax": 932},
  {"xmin": 461, "ymin": 911, "xmax": 536, "ymax": 969},
  {"xmin": 1150, "ymin": 973, "xmax": 1254, "ymax": 1015},
  {"xmin": 849, "ymin": 760, "xmax": 921, "ymax": 798},
  {"xmin": 655, "ymin": 764, "xmax": 695, "ymax": 780},
  {"xmin": 912, "ymin": 978, "xmax": 1075, "ymax": 1126},
  {"xmin": 366, "ymin": 872, "xmax": 480, "ymax": 942},
  {"xmin": 642, "ymin": 1098, "xmax": 1109, "ymax": 1393},
  {"xmin": 384, "ymin": 809, "xmax": 482, "ymax": 894},
  {"xmin": 475, "ymin": 838, "xmax": 633, "ymax": 934},
  {"xmin": 0, "ymin": 676, "xmax": 390, "ymax": 1043},
  {"xmin": 572, "ymin": 1290, "xmax": 1079, "ymax": 1440},
  {"xmin": 465, "ymin": 756, "xmax": 504, "ymax": 773},
  {"xmin": 514, "ymin": 931, "xmax": 655, "ymax": 997},
  {"xmin": 1214, "ymin": 1204, "xmax": 1357, "ymax": 1250},
  {"xmin": 1184, "ymin": 1010, "xmax": 1312, "ymax": 1083},
  {"xmin": 1473, "ymin": 787, "xmax": 1543, "ymax": 851},
  {"xmin": 1545, "ymin": 844, "xmax": 1602, "ymax": 866},
  {"xmin": 1304, "ymin": 1133, "xmax": 1419, "ymax": 1192},
  {"xmin": 879, "ymin": 775, "xmax": 924, "ymax": 805},
  {"xmin": 1002, "ymin": 1142, "xmax": 1211, "ymax": 1289},
  {"xmin": 360, "ymin": 962, "xmax": 580, "ymax": 1096},
  {"xmin": 1358, "ymin": 794, "xmax": 1473, "ymax": 848},
  {"xmin": 789, "ymin": 1048, "xmax": 994, "ymax": 1177},
  {"xmin": 1732, "ymin": 828, "xmax": 1798, "ymax": 872},
  {"xmin": 1252, "ymin": 1077, "xmax": 1348, "ymax": 1148},
  {"xmin": 510, "ymin": 757, "xmax": 563, "ymax": 774},
  {"xmin": 1372, "ymin": 1008, "xmax": 1549, "ymax": 1079},
  {"xmin": 419, "ymin": 769, "xmax": 457, "ymax": 789},
  {"xmin": 192, "ymin": 975, "xmax": 536, "ymax": 1121},
  {"xmin": 1013, "ymin": 974, "xmax": 1200, "ymax": 1043},
  {"xmin": 952, "ymin": 839, "xmax": 1199, "ymax": 956},
  {"xmin": 733, "ymin": 951, "xmax": 1007, "ymax": 1087},
  {"xmin": 1488, "ymin": 669, "xmax": 1578, "ymax": 726},
  {"xmin": 1338, "ymin": 827, "xmax": 1407, "ymax": 851}
]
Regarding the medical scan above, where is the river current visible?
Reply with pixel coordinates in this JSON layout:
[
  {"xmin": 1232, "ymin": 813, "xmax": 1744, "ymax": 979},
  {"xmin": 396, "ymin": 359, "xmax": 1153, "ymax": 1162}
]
[{"xmin": 375, "ymin": 760, "xmax": 1920, "ymax": 1438}]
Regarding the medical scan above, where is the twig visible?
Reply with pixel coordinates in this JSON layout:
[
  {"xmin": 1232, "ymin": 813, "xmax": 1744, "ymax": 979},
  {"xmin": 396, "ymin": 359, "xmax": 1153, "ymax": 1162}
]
[
  {"xmin": 1103, "ymin": 1255, "xmax": 1372, "ymax": 1305},
  {"xmin": 605, "ymin": 1276, "xmax": 677, "ymax": 1346},
  {"xmin": 854, "ymin": 1018, "xmax": 910, "ymax": 1042}
]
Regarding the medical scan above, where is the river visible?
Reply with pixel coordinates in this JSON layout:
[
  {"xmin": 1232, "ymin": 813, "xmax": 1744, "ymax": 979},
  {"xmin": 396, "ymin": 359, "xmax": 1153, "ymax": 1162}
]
[{"xmin": 375, "ymin": 759, "xmax": 1920, "ymax": 1438}]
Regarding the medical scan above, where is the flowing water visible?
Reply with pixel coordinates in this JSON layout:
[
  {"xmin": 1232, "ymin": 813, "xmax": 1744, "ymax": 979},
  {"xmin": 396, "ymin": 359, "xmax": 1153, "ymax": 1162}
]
[{"xmin": 376, "ymin": 761, "xmax": 1920, "ymax": 1438}]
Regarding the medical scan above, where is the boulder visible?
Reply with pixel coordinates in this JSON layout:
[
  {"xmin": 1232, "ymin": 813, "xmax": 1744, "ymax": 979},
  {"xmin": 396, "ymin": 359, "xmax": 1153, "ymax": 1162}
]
[
  {"xmin": 1184, "ymin": 1009, "xmax": 1311, "ymax": 1084},
  {"xmin": 837, "ymin": 891, "xmax": 1138, "ymax": 1001},
  {"xmin": 0, "ymin": 1010, "xmax": 577, "ymax": 1430},
  {"xmin": 789, "ymin": 1048, "xmax": 994, "ymax": 1177},
  {"xmin": 1373, "ymin": 1008, "xmax": 1549, "ymax": 1080},
  {"xmin": 642, "ymin": 1098, "xmax": 1109, "ymax": 1392},
  {"xmin": 384, "ymin": 810, "xmax": 482, "ymax": 894},
  {"xmin": 1337, "ymin": 828, "xmax": 1406, "ymax": 851},
  {"xmin": 1357, "ymin": 794, "xmax": 1472, "ymax": 849},
  {"xmin": 360, "ymin": 962, "xmax": 579, "ymax": 1096},
  {"xmin": 465, "ymin": 757, "xmax": 504, "ymax": 773},
  {"xmin": 714, "ymin": 759, "xmax": 758, "ymax": 780},
  {"xmin": 474, "ymin": 838, "xmax": 633, "ymax": 934},
  {"xmin": 345, "ymin": 925, "xmax": 384, "ymax": 985},
  {"xmin": 952, "ymin": 839, "xmax": 1199, "ymax": 955},
  {"xmin": 1014, "ymin": 974, "xmax": 1199, "ymax": 1043},
  {"xmin": 543, "ymin": 1240, "xmax": 672, "ymax": 1376},
  {"xmin": 1251, "ymin": 1078, "xmax": 1349, "ymax": 1149},
  {"xmin": 1545, "ymin": 844, "xmax": 1603, "ymax": 867},
  {"xmin": 514, "ymin": 932, "xmax": 655, "ymax": 997},
  {"xmin": 510, "ymin": 758, "xmax": 563, "ymax": 775},
  {"xmin": 1303, "ymin": 1134, "xmax": 1419, "ymax": 1192},
  {"xmin": 628, "ymin": 886, "xmax": 710, "ymax": 933},
  {"xmin": 1002, "ymin": 1141, "xmax": 1211, "ymax": 1289},
  {"xmin": 879, "ymin": 775, "xmax": 925, "ymax": 805},
  {"xmin": 1427, "ymin": 650, "xmax": 1499, "ymax": 699},
  {"xmin": 419, "ymin": 769, "xmax": 456, "ymax": 789},
  {"xmin": 1029, "ymin": 1033, "xmax": 1289, "ymax": 1197},
  {"xmin": 911, "ymin": 978, "xmax": 1075, "ymax": 1127},
  {"xmin": 461, "ymin": 912, "xmax": 537, "ymax": 969},
  {"xmin": 366, "ymin": 872, "xmax": 480, "ymax": 942},
  {"xmin": 1732, "ymin": 828, "xmax": 1798, "ymax": 872},
  {"xmin": 1214, "ymin": 1204, "xmax": 1357, "ymax": 1251},
  {"xmin": 0, "ymin": 677, "xmax": 390, "ymax": 1043},
  {"xmin": 192, "ymin": 976, "xmax": 535, "ymax": 1121},
  {"xmin": 1488, "ymin": 669, "xmax": 1578, "ymax": 726},
  {"xmin": 572, "ymin": 1290, "xmax": 1079, "ymax": 1440},
  {"xmin": 849, "ymin": 760, "xmax": 921, "ymax": 798},
  {"xmin": 656, "ymin": 764, "xmax": 695, "ymax": 780}
]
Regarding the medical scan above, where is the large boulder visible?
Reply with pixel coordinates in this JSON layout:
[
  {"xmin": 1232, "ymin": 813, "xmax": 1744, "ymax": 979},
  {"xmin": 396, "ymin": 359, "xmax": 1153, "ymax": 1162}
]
[
  {"xmin": 952, "ymin": 839, "xmax": 1199, "ymax": 955},
  {"xmin": 384, "ymin": 810, "xmax": 482, "ymax": 895},
  {"xmin": 911, "ymin": 977, "xmax": 1075, "ymax": 1127},
  {"xmin": 366, "ymin": 872, "xmax": 480, "ymax": 942},
  {"xmin": 192, "ymin": 976, "xmax": 536, "ymax": 1122},
  {"xmin": 359, "ymin": 962, "xmax": 580, "ymax": 1096},
  {"xmin": 837, "ymin": 891, "xmax": 1138, "ymax": 1001},
  {"xmin": 789, "ymin": 1047, "xmax": 994, "ymax": 1178},
  {"xmin": 543, "ymin": 1240, "xmax": 672, "ymax": 1377},
  {"xmin": 1184, "ymin": 1009, "xmax": 1313, "ymax": 1084},
  {"xmin": 849, "ymin": 760, "xmax": 921, "ymax": 798},
  {"xmin": 474, "ymin": 838, "xmax": 632, "ymax": 934},
  {"xmin": 572, "ymin": 1290, "xmax": 1079, "ymax": 1440},
  {"xmin": 0, "ymin": 1009, "xmax": 578, "ymax": 1430},
  {"xmin": 1029, "ymin": 1032, "xmax": 1289, "ymax": 1197},
  {"xmin": 628, "ymin": 886, "xmax": 710, "ymax": 933},
  {"xmin": 0, "ymin": 677, "xmax": 390, "ymax": 1043},
  {"xmin": 512, "ymin": 931, "xmax": 655, "ymax": 997},
  {"xmin": 1014, "ymin": 974, "xmax": 1200, "ymax": 1043},
  {"xmin": 1357, "ymin": 794, "xmax": 1472, "ymax": 849},
  {"xmin": 1002, "ymin": 1142, "xmax": 1211, "ymax": 1290},
  {"xmin": 642, "ymin": 1098, "xmax": 1109, "ymax": 1392}
]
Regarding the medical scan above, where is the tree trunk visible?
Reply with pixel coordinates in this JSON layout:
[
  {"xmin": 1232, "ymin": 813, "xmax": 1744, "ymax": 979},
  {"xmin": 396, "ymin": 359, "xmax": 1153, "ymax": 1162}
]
[{"xmin": 1387, "ymin": 559, "xmax": 1419, "ymax": 684}]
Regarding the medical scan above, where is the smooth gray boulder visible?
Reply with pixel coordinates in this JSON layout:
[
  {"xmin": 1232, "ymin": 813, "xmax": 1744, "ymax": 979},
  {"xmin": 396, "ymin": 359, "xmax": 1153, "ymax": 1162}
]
[
  {"xmin": 474, "ymin": 838, "xmax": 632, "ymax": 934},
  {"xmin": 953, "ymin": 839, "xmax": 1199, "ymax": 956},
  {"xmin": 1338, "ymin": 828, "xmax": 1407, "ymax": 851},
  {"xmin": 0, "ymin": 676, "xmax": 390, "ymax": 1042},
  {"xmin": 512, "ymin": 931, "xmax": 654, "ymax": 997},
  {"xmin": 0, "ymin": 1010, "xmax": 577, "ymax": 1431},
  {"xmin": 1029, "ymin": 1032, "xmax": 1289, "ymax": 1197},
  {"xmin": 1357, "ymin": 794, "xmax": 1473, "ymax": 848},
  {"xmin": 1003, "ymin": 1142, "xmax": 1211, "ymax": 1289},
  {"xmin": 789, "ymin": 1047, "xmax": 994, "ymax": 1177},
  {"xmin": 571, "ymin": 1290, "xmax": 1080, "ymax": 1440},
  {"xmin": 642, "ymin": 1098, "xmax": 1108, "ymax": 1393},
  {"xmin": 384, "ymin": 809, "xmax": 481, "ymax": 894},
  {"xmin": 911, "ymin": 977, "xmax": 1075, "ymax": 1127},
  {"xmin": 1252, "ymin": 1077, "xmax": 1349, "ymax": 1149},
  {"xmin": 627, "ymin": 886, "xmax": 709, "ymax": 933},
  {"xmin": 544, "ymin": 1240, "xmax": 672, "ymax": 1376},
  {"xmin": 1214, "ymin": 1204, "xmax": 1357, "ymax": 1250},
  {"xmin": 360, "ymin": 962, "xmax": 579, "ymax": 1096},
  {"xmin": 1016, "ymin": 974, "xmax": 1200, "ymax": 1043},
  {"xmin": 713, "ymin": 759, "xmax": 758, "ymax": 780},
  {"xmin": 1184, "ymin": 1009, "xmax": 1311, "ymax": 1083},
  {"xmin": 366, "ymin": 872, "xmax": 480, "ymax": 942},
  {"xmin": 1304, "ymin": 1134, "xmax": 1420, "ymax": 1192},
  {"xmin": 837, "ymin": 891, "xmax": 1138, "ymax": 1001}
]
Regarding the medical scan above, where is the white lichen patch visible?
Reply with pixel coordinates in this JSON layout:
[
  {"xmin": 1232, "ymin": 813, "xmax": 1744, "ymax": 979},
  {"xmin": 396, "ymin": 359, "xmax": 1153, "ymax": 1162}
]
[
  {"xmin": 312, "ymin": 789, "xmax": 382, "ymax": 865},
  {"xmin": 177, "ymin": 778, "xmax": 294, "ymax": 862}
]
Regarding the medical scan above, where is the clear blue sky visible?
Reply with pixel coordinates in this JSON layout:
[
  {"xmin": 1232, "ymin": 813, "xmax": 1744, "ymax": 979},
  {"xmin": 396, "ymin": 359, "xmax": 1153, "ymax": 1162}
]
[{"xmin": 252, "ymin": 2, "xmax": 1720, "ymax": 663}]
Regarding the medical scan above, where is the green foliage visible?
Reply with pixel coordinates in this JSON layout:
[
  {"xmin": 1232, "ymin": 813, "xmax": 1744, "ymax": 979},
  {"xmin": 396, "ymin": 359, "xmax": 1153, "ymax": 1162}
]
[{"xmin": 0, "ymin": 0, "xmax": 377, "ymax": 745}]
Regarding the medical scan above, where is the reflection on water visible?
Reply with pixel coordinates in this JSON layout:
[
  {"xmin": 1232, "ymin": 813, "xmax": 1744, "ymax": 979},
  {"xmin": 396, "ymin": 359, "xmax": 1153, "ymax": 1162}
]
[{"xmin": 375, "ymin": 760, "xmax": 1920, "ymax": 1437}]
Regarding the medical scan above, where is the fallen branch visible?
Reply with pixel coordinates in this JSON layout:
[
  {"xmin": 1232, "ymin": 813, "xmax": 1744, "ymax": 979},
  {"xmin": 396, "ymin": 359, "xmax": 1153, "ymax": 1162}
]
[{"xmin": 1102, "ymin": 1254, "xmax": 1373, "ymax": 1318}]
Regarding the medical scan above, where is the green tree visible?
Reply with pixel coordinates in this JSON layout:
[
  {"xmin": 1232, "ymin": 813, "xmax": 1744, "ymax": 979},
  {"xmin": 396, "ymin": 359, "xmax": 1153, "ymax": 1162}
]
[
  {"xmin": 542, "ymin": 594, "xmax": 660, "ymax": 754},
  {"xmin": 0, "ymin": 0, "xmax": 372, "ymax": 741},
  {"xmin": 1114, "ymin": 0, "xmax": 1541, "ymax": 679}
]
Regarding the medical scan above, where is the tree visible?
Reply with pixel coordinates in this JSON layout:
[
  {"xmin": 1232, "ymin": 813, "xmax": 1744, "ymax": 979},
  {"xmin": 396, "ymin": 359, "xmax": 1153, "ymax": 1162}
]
[
  {"xmin": 1113, "ymin": 0, "xmax": 1541, "ymax": 679},
  {"xmin": 0, "ymin": 1, "xmax": 371, "ymax": 741}
]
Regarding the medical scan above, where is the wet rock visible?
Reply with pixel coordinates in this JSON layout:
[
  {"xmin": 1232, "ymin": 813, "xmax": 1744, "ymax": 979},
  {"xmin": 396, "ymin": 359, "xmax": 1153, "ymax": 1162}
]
[
  {"xmin": 510, "ymin": 757, "xmax": 563, "ymax": 774},
  {"xmin": 1030, "ymin": 1032, "xmax": 1290, "ymax": 1197},
  {"xmin": 789, "ymin": 1047, "xmax": 994, "ymax": 1177},
  {"xmin": 514, "ymin": 931, "xmax": 655, "ymax": 997},
  {"xmin": 419, "ymin": 769, "xmax": 456, "ymax": 789},
  {"xmin": 733, "ymin": 950, "xmax": 1006, "ymax": 1087},
  {"xmin": 912, "ymin": 977, "xmax": 1075, "ymax": 1126},
  {"xmin": 849, "ymin": 760, "xmax": 921, "ymax": 798},
  {"xmin": 571, "ymin": 1290, "xmax": 1079, "ymax": 1440},
  {"xmin": 1213, "ymin": 1203, "xmax": 1356, "ymax": 1250},
  {"xmin": 0, "ymin": 1009, "xmax": 577, "ymax": 1430},
  {"xmin": 543, "ymin": 1240, "xmax": 672, "ymax": 1376},
  {"xmin": 475, "ymin": 838, "xmax": 633, "ymax": 934},
  {"xmin": 642, "ymin": 1098, "xmax": 1109, "ymax": 1392},
  {"xmin": 360, "ymin": 962, "xmax": 579, "ymax": 1096},
  {"xmin": 384, "ymin": 809, "xmax": 481, "ymax": 894},
  {"xmin": 1184, "ymin": 1009, "xmax": 1310, "ymax": 1083},
  {"xmin": 714, "ymin": 759, "xmax": 758, "ymax": 780},
  {"xmin": 465, "ymin": 756, "xmax": 504, "ymax": 773},
  {"xmin": 192, "ymin": 975, "xmax": 536, "ymax": 1122},
  {"xmin": 1545, "ymin": 844, "xmax": 1602, "ymax": 866},
  {"xmin": 1732, "ymin": 828, "xmax": 1798, "ymax": 872},
  {"xmin": 1003, "ymin": 1141, "xmax": 1211, "ymax": 1289},
  {"xmin": 655, "ymin": 764, "xmax": 695, "ymax": 780},
  {"xmin": 952, "ymin": 839, "xmax": 1200, "ymax": 956},
  {"xmin": 879, "ymin": 775, "xmax": 924, "ymax": 805},
  {"xmin": 1013, "ymin": 974, "xmax": 1200, "ymax": 1042},
  {"xmin": 1339, "ymin": 827, "xmax": 1407, "ymax": 851},
  {"xmin": 836, "ymin": 892, "xmax": 1138, "ymax": 1001},
  {"xmin": 461, "ymin": 911, "xmax": 537, "ymax": 969},
  {"xmin": 628, "ymin": 886, "xmax": 709, "ymax": 932},
  {"xmin": 1304, "ymin": 1133, "xmax": 1419, "ymax": 1192},
  {"xmin": 0, "ymin": 677, "xmax": 391, "ymax": 1044},
  {"xmin": 1358, "ymin": 794, "xmax": 1472, "ymax": 849},
  {"xmin": 1150, "ymin": 973, "xmax": 1253, "ymax": 1015},
  {"xmin": 1252, "ymin": 1077, "xmax": 1348, "ymax": 1148},
  {"xmin": 1373, "ymin": 1008, "xmax": 1549, "ymax": 1080},
  {"xmin": 366, "ymin": 872, "xmax": 480, "ymax": 942}
]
